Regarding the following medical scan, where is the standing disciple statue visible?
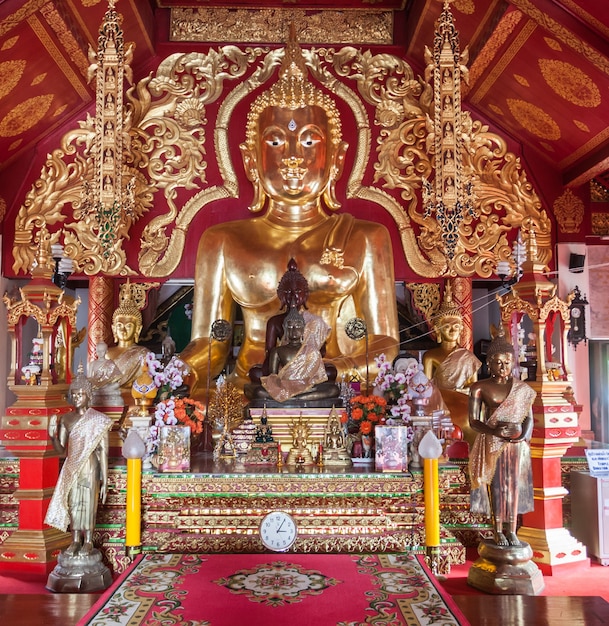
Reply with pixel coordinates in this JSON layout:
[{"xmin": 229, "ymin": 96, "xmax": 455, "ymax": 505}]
[
  {"xmin": 179, "ymin": 28, "xmax": 399, "ymax": 395},
  {"xmin": 467, "ymin": 331, "xmax": 536, "ymax": 547},
  {"xmin": 45, "ymin": 371, "xmax": 113, "ymax": 591}
]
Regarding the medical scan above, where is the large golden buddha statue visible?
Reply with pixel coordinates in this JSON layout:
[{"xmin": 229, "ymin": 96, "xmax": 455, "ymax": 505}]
[{"xmin": 180, "ymin": 31, "xmax": 399, "ymax": 395}]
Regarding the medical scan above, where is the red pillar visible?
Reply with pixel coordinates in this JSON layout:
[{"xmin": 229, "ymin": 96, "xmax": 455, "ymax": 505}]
[
  {"xmin": 518, "ymin": 381, "xmax": 589, "ymax": 575},
  {"xmin": 0, "ymin": 387, "xmax": 72, "ymax": 576}
]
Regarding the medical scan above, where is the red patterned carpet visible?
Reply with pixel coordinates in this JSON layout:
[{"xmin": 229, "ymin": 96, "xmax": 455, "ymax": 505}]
[{"xmin": 78, "ymin": 553, "xmax": 469, "ymax": 625}]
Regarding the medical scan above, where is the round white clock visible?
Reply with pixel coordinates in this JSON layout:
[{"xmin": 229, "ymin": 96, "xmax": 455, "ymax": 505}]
[{"xmin": 259, "ymin": 511, "xmax": 297, "ymax": 552}]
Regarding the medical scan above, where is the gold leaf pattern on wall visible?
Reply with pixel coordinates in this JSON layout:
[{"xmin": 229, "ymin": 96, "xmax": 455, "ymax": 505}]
[
  {"xmin": 539, "ymin": 141, "xmax": 554, "ymax": 152},
  {"xmin": 513, "ymin": 74, "xmax": 529, "ymax": 87},
  {"xmin": 553, "ymin": 188, "xmax": 584, "ymax": 234},
  {"xmin": 573, "ymin": 120, "xmax": 590, "ymax": 133},
  {"xmin": 53, "ymin": 104, "xmax": 68, "ymax": 117},
  {"xmin": 8, "ymin": 139, "xmax": 22, "ymax": 151},
  {"xmin": 0, "ymin": 94, "xmax": 54, "ymax": 137},
  {"xmin": 539, "ymin": 59, "xmax": 600, "ymax": 107},
  {"xmin": 507, "ymin": 98, "xmax": 560, "ymax": 140},
  {"xmin": 454, "ymin": 0, "xmax": 476, "ymax": 15},
  {"xmin": 0, "ymin": 196, "xmax": 6, "ymax": 221},
  {"xmin": 1, "ymin": 36, "xmax": 19, "ymax": 51},
  {"xmin": 467, "ymin": 10, "xmax": 522, "ymax": 91},
  {"xmin": 31, "ymin": 72, "xmax": 46, "ymax": 85},
  {"xmin": 544, "ymin": 37, "xmax": 562, "ymax": 51},
  {"xmin": 0, "ymin": 60, "xmax": 26, "ymax": 99},
  {"xmin": 488, "ymin": 103, "xmax": 504, "ymax": 115}
]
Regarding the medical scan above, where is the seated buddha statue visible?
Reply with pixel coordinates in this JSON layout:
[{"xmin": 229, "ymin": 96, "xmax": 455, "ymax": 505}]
[
  {"xmin": 87, "ymin": 341, "xmax": 124, "ymax": 407},
  {"xmin": 244, "ymin": 307, "xmax": 340, "ymax": 404},
  {"xmin": 106, "ymin": 296, "xmax": 151, "ymax": 401},
  {"xmin": 423, "ymin": 284, "xmax": 481, "ymax": 447},
  {"xmin": 179, "ymin": 30, "xmax": 399, "ymax": 396},
  {"xmin": 322, "ymin": 407, "xmax": 351, "ymax": 466}
]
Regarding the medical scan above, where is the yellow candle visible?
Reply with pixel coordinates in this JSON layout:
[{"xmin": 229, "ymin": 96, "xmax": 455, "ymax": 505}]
[
  {"xmin": 419, "ymin": 429, "xmax": 443, "ymax": 548},
  {"xmin": 423, "ymin": 457, "xmax": 440, "ymax": 546},
  {"xmin": 125, "ymin": 457, "xmax": 142, "ymax": 547}
]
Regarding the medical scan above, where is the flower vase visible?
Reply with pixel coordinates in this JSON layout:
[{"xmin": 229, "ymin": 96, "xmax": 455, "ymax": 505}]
[{"xmin": 352, "ymin": 431, "xmax": 375, "ymax": 464}]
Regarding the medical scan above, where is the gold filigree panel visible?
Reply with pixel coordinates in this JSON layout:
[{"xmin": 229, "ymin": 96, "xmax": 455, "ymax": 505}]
[
  {"xmin": 591, "ymin": 212, "xmax": 609, "ymax": 236},
  {"xmin": 553, "ymin": 188, "xmax": 584, "ymax": 234},
  {"xmin": 539, "ymin": 59, "xmax": 600, "ymax": 107},
  {"xmin": 13, "ymin": 43, "xmax": 551, "ymax": 279},
  {"xmin": 169, "ymin": 8, "xmax": 394, "ymax": 45}
]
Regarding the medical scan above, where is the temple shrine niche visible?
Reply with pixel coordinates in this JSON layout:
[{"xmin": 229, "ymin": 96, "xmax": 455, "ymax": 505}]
[{"xmin": 0, "ymin": 2, "xmax": 586, "ymax": 583}]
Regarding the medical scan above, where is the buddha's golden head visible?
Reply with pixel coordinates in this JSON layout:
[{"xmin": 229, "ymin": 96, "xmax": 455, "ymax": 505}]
[
  {"xmin": 434, "ymin": 283, "xmax": 463, "ymax": 343},
  {"xmin": 241, "ymin": 26, "xmax": 347, "ymax": 212},
  {"xmin": 112, "ymin": 298, "xmax": 142, "ymax": 345}
]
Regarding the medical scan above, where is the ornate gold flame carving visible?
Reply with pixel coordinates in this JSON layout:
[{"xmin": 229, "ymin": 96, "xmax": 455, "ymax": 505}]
[{"xmin": 12, "ymin": 4, "xmax": 551, "ymax": 280}]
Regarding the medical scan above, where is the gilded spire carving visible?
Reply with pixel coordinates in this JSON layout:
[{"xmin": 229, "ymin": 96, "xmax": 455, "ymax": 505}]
[{"xmin": 422, "ymin": 1, "xmax": 476, "ymax": 267}]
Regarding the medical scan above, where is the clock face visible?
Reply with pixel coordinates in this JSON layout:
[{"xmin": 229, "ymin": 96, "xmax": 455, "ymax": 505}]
[
  {"xmin": 571, "ymin": 307, "xmax": 582, "ymax": 319},
  {"xmin": 259, "ymin": 512, "xmax": 297, "ymax": 552}
]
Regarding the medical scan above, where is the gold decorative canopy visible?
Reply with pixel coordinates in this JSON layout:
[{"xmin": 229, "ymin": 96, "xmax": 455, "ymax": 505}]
[{"xmin": 12, "ymin": 3, "xmax": 551, "ymax": 281}]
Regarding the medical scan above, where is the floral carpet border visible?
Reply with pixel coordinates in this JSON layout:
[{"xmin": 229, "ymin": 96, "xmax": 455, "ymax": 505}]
[{"xmin": 79, "ymin": 552, "xmax": 469, "ymax": 625}]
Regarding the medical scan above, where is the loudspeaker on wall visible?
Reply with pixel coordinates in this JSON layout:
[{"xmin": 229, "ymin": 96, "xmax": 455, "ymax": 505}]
[{"xmin": 569, "ymin": 253, "xmax": 585, "ymax": 273}]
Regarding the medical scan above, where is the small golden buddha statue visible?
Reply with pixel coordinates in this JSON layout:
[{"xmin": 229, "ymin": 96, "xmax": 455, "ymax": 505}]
[
  {"xmin": 285, "ymin": 413, "xmax": 315, "ymax": 466},
  {"xmin": 322, "ymin": 407, "xmax": 351, "ymax": 467}
]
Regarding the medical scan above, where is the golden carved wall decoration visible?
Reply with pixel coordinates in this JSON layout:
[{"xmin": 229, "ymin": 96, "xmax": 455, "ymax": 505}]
[
  {"xmin": 591, "ymin": 180, "xmax": 609, "ymax": 203},
  {"xmin": 0, "ymin": 60, "xmax": 25, "ymax": 98},
  {"xmin": 0, "ymin": 94, "xmax": 53, "ymax": 137},
  {"xmin": 506, "ymin": 98, "xmax": 560, "ymax": 140},
  {"xmin": 169, "ymin": 8, "xmax": 393, "ymax": 45},
  {"xmin": 405, "ymin": 282, "xmax": 441, "ymax": 334},
  {"xmin": 553, "ymin": 188, "xmax": 584, "ymax": 234},
  {"xmin": 574, "ymin": 120, "xmax": 589, "ymax": 133},
  {"xmin": 591, "ymin": 212, "xmax": 609, "ymax": 235},
  {"xmin": 543, "ymin": 37, "xmax": 561, "ymax": 52},
  {"xmin": 12, "ymin": 5, "xmax": 551, "ymax": 281},
  {"xmin": 538, "ymin": 59, "xmax": 600, "ymax": 107}
]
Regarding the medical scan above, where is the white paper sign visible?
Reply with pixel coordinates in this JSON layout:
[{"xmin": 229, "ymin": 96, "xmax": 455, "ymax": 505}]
[{"xmin": 585, "ymin": 449, "xmax": 609, "ymax": 476}]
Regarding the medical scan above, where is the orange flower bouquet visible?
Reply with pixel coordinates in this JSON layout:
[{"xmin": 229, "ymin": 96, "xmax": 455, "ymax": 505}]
[
  {"xmin": 347, "ymin": 394, "xmax": 387, "ymax": 434},
  {"xmin": 149, "ymin": 396, "xmax": 206, "ymax": 456}
]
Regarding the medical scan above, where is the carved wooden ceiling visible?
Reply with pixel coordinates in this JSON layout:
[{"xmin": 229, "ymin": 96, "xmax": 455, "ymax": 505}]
[{"xmin": 1, "ymin": 0, "xmax": 608, "ymax": 235}]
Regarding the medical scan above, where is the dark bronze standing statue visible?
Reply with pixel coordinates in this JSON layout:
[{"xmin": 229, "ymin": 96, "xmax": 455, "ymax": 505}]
[{"xmin": 466, "ymin": 331, "xmax": 544, "ymax": 595}]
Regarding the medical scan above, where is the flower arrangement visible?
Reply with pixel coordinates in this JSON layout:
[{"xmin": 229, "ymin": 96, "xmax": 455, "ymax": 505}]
[
  {"xmin": 347, "ymin": 394, "xmax": 387, "ymax": 434},
  {"xmin": 143, "ymin": 353, "xmax": 202, "ymax": 457},
  {"xmin": 373, "ymin": 353, "xmax": 409, "ymax": 403},
  {"xmin": 148, "ymin": 396, "xmax": 205, "ymax": 457}
]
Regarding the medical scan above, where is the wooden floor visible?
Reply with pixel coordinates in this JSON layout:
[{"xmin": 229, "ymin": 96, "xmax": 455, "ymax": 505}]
[{"xmin": 1, "ymin": 593, "xmax": 609, "ymax": 625}]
